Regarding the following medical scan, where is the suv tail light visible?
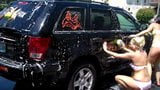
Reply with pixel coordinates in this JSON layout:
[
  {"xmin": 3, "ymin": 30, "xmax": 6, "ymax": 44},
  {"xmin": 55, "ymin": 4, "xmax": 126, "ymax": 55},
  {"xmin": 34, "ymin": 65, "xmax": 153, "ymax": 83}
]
[{"xmin": 28, "ymin": 37, "xmax": 52, "ymax": 61}]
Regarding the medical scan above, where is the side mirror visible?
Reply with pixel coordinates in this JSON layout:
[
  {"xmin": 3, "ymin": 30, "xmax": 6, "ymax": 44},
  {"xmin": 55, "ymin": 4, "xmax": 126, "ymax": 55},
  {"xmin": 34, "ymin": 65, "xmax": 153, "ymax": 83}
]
[{"xmin": 139, "ymin": 23, "xmax": 148, "ymax": 31}]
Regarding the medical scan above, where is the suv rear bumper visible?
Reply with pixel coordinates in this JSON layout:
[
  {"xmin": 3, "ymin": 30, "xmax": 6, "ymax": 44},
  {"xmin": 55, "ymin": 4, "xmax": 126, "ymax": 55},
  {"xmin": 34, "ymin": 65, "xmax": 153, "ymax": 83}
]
[
  {"xmin": 0, "ymin": 57, "xmax": 24, "ymax": 70},
  {"xmin": 0, "ymin": 57, "xmax": 62, "ymax": 85}
]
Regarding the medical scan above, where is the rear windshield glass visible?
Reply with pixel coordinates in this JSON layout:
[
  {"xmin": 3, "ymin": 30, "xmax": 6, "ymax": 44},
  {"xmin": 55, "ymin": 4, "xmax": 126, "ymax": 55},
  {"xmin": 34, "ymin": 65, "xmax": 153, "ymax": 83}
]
[
  {"xmin": 18, "ymin": 0, "xmax": 54, "ymax": 1},
  {"xmin": 0, "ymin": 1, "xmax": 45, "ymax": 32},
  {"xmin": 18, "ymin": 0, "xmax": 58, "ymax": 1}
]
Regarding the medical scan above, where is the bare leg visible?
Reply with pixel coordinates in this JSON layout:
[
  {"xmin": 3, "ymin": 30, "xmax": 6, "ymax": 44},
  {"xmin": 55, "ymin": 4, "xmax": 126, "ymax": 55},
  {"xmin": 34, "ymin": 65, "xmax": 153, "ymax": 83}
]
[
  {"xmin": 155, "ymin": 59, "xmax": 160, "ymax": 86},
  {"xmin": 148, "ymin": 47, "xmax": 160, "ymax": 86},
  {"xmin": 115, "ymin": 75, "xmax": 140, "ymax": 90},
  {"xmin": 148, "ymin": 47, "xmax": 160, "ymax": 64},
  {"xmin": 156, "ymin": 71, "xmax": 160, "ymax": 86}
]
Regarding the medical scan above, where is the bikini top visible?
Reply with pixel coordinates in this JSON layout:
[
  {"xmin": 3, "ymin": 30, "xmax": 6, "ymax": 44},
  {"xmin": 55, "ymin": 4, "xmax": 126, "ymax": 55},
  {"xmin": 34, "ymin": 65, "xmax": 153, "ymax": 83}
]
[
  {"xmin": 130, "ymin": 63, "xmax": 147, "ymax": 71},
  {"xmin": 152, "ymin": 30, "xmax": 160, "ymax": 35}
]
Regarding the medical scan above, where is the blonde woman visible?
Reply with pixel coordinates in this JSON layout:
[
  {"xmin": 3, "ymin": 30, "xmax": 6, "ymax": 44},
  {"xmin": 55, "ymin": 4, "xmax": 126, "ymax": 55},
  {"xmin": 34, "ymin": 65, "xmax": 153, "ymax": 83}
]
[
  {"xmin": 130, "ymin": 17, "xmax": 160, "ymax": 86},
  {"xmin": 103, "ymin": 38, "xmax": 152, "ymax": 90}
]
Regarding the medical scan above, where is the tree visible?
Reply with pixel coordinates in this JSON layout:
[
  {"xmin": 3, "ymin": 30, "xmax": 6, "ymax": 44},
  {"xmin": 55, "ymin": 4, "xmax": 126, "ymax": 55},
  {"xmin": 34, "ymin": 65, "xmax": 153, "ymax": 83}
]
[
  {"xmin": 136, "ymin": 8, "xmax": 155, "ymax": 24},
  {"xmin": 0, "ymin": 0, "xmax": 14, "ymax": 11},
  {"xmin": 1, "ymin": 0, "xmax": 15, "ymax": 4}
]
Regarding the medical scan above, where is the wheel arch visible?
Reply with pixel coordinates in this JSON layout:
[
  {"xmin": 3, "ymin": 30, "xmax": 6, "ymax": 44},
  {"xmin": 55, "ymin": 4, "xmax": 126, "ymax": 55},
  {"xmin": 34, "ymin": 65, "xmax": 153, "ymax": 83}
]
[
  {"xmin": 64, "ymin": 55, "xmax": 101, "ymax": 90},
  {"xmin": 69, "ymin": 55, "xmax": 102, "ymax": 77}
]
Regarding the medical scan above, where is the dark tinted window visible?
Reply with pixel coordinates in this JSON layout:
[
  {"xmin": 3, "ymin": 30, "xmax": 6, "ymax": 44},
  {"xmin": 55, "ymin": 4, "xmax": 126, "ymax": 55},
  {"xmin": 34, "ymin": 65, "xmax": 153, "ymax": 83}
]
[
  {"xmin": 0, "ymin": 1, "xmax": 45, "ymax": 32},
  {"xmin": 57, "ymin": 8, "xmax": 84, "ymax": 31},
  {"xmin": 116, "ymin": 11, "xmax": 137, "ymax": 31},
  {"xmin": 91, "ymin": 9, "xmax": 112, "ymax": 30}
]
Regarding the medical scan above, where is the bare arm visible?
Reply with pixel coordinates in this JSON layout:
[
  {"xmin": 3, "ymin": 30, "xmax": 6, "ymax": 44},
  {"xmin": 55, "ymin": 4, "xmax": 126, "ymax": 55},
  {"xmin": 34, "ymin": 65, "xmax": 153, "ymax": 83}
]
[
  {"xmin": 116, "ymin": 39, "xmax": 134, "ymax": 53},
  {"xmin": 135, "ymin": 23, "xmax": 154, "ymax": 37},
  {"xmin": 122, "ymin": 47, "xmax": 134, "ymax": 53},
  {"xmin": 103, "ymin": 42, "xmax": 132, "ymax": 59}
]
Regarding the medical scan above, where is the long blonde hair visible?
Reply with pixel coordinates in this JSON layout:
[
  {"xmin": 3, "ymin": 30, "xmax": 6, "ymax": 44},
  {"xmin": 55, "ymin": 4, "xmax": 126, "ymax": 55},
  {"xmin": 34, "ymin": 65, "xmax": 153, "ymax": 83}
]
[{"xmin": 129, "ymin": 36, "xmax": 145, "ymax": 50}]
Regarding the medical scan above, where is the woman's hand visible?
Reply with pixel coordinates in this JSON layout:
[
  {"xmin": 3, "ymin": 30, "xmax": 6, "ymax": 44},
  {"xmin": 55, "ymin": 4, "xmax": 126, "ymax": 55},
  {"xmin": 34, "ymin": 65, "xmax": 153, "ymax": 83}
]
[
  {"xmin": 128, "ymin": 34, "xmax": 137, "ymax": 38},
  {"xmin": 103, "ymin": 41, "xmax": 108, "ymax": 51},
  {"xmin": 116, "ymin": 39, "xmax": 125, "ymax": 48}
]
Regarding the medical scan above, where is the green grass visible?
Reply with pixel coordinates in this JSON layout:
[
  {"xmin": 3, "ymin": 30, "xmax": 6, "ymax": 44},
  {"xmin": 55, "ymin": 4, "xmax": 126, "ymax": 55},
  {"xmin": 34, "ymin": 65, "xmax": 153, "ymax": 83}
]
[{"xmin": 0, "ymin": 4, "xmax": 7, "ymax": 11}]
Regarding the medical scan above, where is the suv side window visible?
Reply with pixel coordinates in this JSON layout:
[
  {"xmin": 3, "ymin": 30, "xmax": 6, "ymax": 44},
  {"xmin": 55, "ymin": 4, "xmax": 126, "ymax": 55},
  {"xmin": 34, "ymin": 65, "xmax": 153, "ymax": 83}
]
[
  {"xmin": 116, "ymin": 11, "xmax": 137, "ymax": 31},
  {"xmin": 57, "ymin": 8, "xmax": 84, "ymax": 31},
  {"xmin": 91, "ymin": 9, "xmax": 112, "ymax": 30}
]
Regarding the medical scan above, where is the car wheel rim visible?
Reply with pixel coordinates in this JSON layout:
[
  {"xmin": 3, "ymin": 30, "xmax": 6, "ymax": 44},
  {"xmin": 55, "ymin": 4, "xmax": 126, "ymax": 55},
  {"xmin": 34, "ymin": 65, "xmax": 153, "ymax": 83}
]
[{"xmin": 73, "ymin": 68, "xmax": 94, "ymax": 90}]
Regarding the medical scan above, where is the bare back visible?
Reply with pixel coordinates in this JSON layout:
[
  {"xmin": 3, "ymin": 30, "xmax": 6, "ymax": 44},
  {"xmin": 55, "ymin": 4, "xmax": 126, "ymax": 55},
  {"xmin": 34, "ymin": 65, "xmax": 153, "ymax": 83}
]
[
  {"xmin": 131, "ymin": 50, "xmax": 151, "ymax": 82},
  {"xmin": 153, "ymin": 23, "xmax": 160, "ymax": 30}
]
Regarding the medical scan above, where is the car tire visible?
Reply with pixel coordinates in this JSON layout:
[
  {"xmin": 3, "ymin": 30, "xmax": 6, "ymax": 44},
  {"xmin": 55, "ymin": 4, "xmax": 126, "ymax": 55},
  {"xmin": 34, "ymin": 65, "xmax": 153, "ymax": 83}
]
[{"xmin": 67, "ymin": 62, "xmax": 97, "ymax": 90}]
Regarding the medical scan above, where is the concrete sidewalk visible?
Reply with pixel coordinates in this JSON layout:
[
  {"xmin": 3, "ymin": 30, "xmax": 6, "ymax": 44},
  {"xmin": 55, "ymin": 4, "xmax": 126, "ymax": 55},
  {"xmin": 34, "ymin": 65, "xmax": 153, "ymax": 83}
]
[
  {"xmin": 108, "ymin": 84, "xmax": 160, "ymax": 90},
  {"xmin": 151, "ymin": 84, "xmax": 160, "ymax": 90}
]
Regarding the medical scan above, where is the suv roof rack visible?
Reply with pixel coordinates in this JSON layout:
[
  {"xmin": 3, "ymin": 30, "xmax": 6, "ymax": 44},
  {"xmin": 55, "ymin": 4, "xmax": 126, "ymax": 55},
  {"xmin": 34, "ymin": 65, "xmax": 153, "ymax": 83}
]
[
  {"xmin": 90, "ymin": 1, "xmax": 108, "ymax": 6},
  {"xmin": 57, "ymin": 0, "xmax": 108, "ymax": 6}
]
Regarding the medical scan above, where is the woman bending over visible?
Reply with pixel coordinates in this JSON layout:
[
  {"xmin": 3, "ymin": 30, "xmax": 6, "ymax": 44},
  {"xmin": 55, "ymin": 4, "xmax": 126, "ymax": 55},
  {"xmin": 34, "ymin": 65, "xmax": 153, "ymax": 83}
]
[{"xmin": 103, "ymin": 39, "xmax": 152, "ymax": 90}]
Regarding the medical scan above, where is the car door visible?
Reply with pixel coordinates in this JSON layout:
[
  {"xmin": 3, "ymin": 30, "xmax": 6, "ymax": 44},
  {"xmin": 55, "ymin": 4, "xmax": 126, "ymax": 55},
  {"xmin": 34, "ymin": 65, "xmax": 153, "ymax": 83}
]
[
  {"xmin": 114, "ymin": 9, "xmax": 140, "ymax": 42},
  {"xmin": 99, "ymin": 8, "xmax": 142, "ymax": 74},
  {"xmin": 89, "ymin": 5, "xmax": 119, "ymax": 54},
  {"xmin": 88, "ymin": 5, "xmax": 127, "ymax": 73}
]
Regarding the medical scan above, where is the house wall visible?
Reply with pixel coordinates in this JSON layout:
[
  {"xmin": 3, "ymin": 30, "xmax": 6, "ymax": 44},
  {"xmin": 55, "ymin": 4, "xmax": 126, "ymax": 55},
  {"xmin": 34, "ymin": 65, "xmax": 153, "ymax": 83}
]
[
  {"xmin": 150, "ymin": 0, "xmax": 160, "ymax": 16},
  {"xmin": 90, "ymin": 0, "xmax": 158, "ymax": 19},
  {"xmin": 108, "ymin": 0, "xmax": 152, "ymax": 19}
]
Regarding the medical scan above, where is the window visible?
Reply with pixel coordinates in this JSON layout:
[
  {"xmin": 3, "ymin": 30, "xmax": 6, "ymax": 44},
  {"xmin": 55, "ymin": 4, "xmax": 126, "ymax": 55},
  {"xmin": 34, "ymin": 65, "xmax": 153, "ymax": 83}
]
[
  {"xmin": 57, "ymin": 8, "xmax": 84, "ymax": 31},
  {"xmin": 116, "ymin": 11, "xmax": 137, "ymax": 31},
  {"xmin": 127, "ymin": 0, "xmax": 134, "ymax": 5},
  {"xmin": 136, "ymin": 0, "xmax": 140, "ymax": 5},
  {"xmin": 91, "ymin": 9, "xmax": 113, "ymax": 30},
  {"xmin": 127, "ymin": 0, "xmax": 140, "ymax": 5},
  {"xmin": 143, "ymin": 0, "xmax": 149, "ymax": 5}
]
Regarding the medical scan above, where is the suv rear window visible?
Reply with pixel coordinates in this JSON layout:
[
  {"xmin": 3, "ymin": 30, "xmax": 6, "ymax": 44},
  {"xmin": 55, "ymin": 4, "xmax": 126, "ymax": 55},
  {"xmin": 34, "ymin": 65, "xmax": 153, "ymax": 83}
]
[
  {"xmin": 0, "ymin": 1, "xmax": 45, "ymax": 32},
  {"xmin": 56, "ymin": 8, "xmax": 85, "ymax": 31}
]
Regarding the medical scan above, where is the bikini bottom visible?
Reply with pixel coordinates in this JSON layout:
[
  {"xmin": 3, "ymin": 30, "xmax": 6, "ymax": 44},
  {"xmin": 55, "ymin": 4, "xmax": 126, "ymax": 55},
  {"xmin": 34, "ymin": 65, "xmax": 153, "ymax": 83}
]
[{"xmin": 134, "ymin": 80, "xmax": 151, "ymax": 90}]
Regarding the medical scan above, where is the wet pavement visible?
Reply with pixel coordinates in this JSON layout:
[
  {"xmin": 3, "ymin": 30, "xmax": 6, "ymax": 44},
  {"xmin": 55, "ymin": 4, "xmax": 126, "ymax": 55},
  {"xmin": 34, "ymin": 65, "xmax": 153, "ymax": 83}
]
[
  {"xmin": 0, "ymin": 77, "xmax": 15, "ymax": 90},
  {"xmin": 152, "ymin": 84, "xmax": 160, "ymax": 90},
  {"xmin": 1, "ymin": 76, "xmax": 160, "ymax": 90},
  {"xmin": 0, "ymin": 73, "xmax": 160, "ymax": 90}
]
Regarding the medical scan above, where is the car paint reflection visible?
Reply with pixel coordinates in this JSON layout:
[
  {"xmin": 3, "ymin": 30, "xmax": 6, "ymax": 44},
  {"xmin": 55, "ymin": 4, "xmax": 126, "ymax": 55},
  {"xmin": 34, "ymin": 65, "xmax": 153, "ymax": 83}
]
[{"xmin": 0, "ymin": 76, "xmax": 15, "ymax": 90}]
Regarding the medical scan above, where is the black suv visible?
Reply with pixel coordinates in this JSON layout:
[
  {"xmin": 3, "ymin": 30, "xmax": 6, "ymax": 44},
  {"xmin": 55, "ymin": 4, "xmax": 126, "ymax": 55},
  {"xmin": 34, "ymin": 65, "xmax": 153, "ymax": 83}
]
[{"xmin": 0, "ymin": 0, "xmax": 151, "ymax": 90}]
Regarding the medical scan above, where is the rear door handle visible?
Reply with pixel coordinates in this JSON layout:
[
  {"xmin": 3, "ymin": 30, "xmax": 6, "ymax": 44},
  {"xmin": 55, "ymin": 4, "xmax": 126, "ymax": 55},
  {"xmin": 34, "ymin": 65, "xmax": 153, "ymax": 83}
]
[
  {"xmin": 90, "ymin": 38, "xmax": 103, "ymax": 53},
  {"xmin": 92, "ymin": 38, "xmax": 102, "ymax": 42}
]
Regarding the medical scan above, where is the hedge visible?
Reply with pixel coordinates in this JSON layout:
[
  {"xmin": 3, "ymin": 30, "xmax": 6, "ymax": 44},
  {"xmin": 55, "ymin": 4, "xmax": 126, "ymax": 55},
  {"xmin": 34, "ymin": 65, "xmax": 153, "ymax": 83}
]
[
  {"xmin": 0, "ymin": 4, "xmax": 7, "ymax": 11},
  {"xmin": 136, "ymin": 8, "xmax": 155, "ymax": 24}
]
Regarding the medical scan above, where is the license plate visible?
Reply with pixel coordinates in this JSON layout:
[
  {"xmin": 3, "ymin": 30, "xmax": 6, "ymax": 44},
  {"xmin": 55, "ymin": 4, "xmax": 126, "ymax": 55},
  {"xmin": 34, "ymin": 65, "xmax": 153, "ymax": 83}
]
[{"xmin": 0, "ymin": 42, "xmax": 6, "ymax": 53}]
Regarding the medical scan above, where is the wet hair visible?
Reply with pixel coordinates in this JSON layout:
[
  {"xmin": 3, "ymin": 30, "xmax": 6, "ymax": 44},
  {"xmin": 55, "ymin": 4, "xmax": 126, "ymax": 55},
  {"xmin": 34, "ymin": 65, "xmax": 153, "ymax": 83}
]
[
  {"xmin": 155, "ymin": 17, "xmax": 160, "ymax": 24},
  {"xmin": 129, "ymin": 36, "xmax": 145, "ymax": 50}
]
